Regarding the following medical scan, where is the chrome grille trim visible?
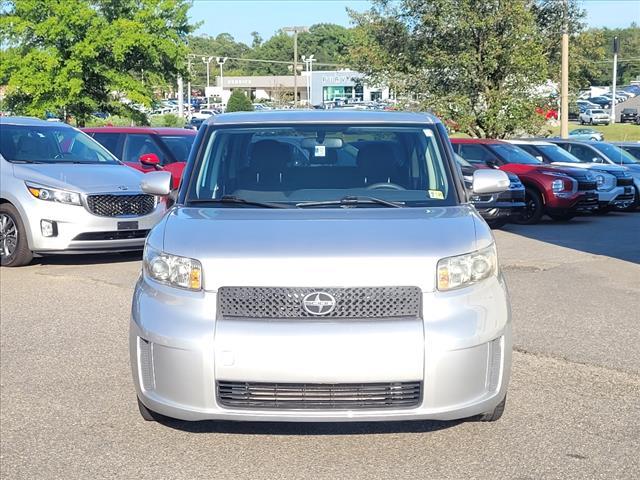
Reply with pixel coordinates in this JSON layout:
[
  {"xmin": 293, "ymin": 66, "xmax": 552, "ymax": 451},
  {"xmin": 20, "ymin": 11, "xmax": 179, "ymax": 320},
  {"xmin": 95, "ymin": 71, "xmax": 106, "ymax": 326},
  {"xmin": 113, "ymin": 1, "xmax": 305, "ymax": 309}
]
[
  {"xmin": 217, "ymin": 381, "xmax": 422, "ymax": 409},
  {"xmin": 86, "ymin": 193, "xmax": 155, "ymax": 217},
  {"xmin": 217, "ymin": 286, "xmax": 422, "ymax": 319}
]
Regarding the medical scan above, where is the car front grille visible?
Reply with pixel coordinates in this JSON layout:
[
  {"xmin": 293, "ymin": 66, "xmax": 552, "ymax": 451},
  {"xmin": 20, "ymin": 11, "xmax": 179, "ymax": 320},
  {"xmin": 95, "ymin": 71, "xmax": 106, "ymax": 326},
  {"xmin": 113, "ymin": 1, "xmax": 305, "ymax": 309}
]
[
  {"xmin": 72, "ymin": 229, "xmax": 149, "ymax": 241},
  {"xmin": 217, "ymin": 286, "xmax": 422, "ymax": 319},
  {"xmin": 217, "ymin": 381, "xmax": 422, "ymax": 409},
  {"xmin": 578, "ymin": 180, "xmax": 597, "ymax": 191},
  {"xmin": 615, "ymin": 177, "xmax": 633, "ymax": 187},
  {"xmin": 86, "ymin": 194, "xmax": 155, "ymax": 217}
]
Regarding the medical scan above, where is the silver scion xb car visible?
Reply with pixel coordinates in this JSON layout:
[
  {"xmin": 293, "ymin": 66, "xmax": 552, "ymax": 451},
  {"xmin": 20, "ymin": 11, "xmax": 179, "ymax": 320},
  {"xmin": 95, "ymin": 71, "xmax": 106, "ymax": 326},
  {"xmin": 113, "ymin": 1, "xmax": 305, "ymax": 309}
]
[
  {"xmin": 132, "ymin": 111, "xmax": 512, "ymax": 423},
  {"xmin": 0, "ymin": 117, "xmax": 166, "ymax": 266}
]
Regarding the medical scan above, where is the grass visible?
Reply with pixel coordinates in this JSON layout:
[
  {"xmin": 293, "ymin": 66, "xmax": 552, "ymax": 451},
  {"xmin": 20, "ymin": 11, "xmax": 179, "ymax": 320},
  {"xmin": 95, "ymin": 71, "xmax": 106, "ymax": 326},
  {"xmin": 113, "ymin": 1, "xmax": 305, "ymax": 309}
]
[{"xmin": 549, "ymin": 122, "xmax": 640, "ymax": 142}]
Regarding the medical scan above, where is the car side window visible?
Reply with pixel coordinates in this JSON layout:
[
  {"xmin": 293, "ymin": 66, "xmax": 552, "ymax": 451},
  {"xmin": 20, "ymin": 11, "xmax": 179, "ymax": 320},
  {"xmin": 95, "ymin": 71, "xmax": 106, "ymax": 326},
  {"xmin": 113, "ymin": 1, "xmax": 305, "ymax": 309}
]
[
  {"xmin": 92, "ymin": 133, "xmax": 122, "ymax": 157},
  {"xmin": 520, "ymin": 145, "xmax": 545, "ymax": 162},
  {"xmin": 458, "ymin": 144, "xmax": 497, "ymax": 165},
  {"xmin": 569, "ymin": 144, "xmax": 600, "ymax": 163},
  {"xmin": 123, "ymin": 134, "xmax": 166, "ymax": 164}
]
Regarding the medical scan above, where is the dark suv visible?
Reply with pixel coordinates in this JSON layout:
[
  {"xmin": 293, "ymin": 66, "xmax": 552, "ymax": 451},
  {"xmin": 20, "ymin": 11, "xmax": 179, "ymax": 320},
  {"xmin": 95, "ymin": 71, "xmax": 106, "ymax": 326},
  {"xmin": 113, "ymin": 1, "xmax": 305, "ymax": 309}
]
[
  {"xmin": 455, "ymin": 154, "xmax": 525, "ymax": 228},
  {"xmin": 620, "ymin": 108, "xmax": 638, "ymax": 123}
]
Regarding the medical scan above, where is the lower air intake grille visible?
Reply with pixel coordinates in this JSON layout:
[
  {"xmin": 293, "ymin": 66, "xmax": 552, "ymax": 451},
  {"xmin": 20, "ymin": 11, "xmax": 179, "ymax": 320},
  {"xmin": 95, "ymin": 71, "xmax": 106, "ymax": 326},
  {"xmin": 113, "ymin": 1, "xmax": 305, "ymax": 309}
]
[
  {"xmin": 86, "ymin": 194, "xmax": 155, "ymax": 217},
  {"xmin": 138, "ymin": 337, "xmax": 154, "ymax": 391},
  {"xmin": 217, "ymin": 381, "xmax": 422, "ymax": 410},
  {"xmin": 218, "ymin": 286, "xmax": 422, "ymax": 319}
]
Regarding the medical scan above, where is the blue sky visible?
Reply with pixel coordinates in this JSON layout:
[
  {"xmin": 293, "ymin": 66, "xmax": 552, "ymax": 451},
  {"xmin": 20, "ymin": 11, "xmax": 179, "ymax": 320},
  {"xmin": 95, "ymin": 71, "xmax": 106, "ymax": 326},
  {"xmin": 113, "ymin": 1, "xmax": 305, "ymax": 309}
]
[{"xmin": 190, "ymin": 0, "xmax": 639, "ymax": 44}]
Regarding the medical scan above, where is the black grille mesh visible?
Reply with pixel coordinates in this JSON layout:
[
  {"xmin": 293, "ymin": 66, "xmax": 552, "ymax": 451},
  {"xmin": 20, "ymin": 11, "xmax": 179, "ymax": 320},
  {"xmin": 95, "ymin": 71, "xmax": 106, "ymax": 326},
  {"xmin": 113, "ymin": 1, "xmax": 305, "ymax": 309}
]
[
  {"xmin": 217, "ymin": 286, "xmax": 422, "ymax": 319},
  {"xmin": 217, "ymin": 381, "xmax": 422, "ymax": 409},
  {"xmin": 616, "ymin": 177, "xmax": 633, "ymax": 187},
  {"xmin": 86, "ymin": 194, "xmax": 155, "ymax": 217},
  {"xmin": 578, "ymin": 180, "xmax": 597, "ymax": 191}
]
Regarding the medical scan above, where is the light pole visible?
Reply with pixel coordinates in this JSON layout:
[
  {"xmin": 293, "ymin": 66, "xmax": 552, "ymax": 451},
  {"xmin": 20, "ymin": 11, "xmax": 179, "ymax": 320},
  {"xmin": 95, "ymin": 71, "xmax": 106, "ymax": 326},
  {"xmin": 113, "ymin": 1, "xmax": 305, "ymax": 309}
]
[
  {"xmin": 302, "ymin": 54, "xmax": 315, "ymax": 108},
  {"xmin": 216, "ymin": 56, "xmax": 228, "ymax": 102},
  {"xmin": 187, "ymin": 54, "xmax": 196, "ymax": 114},
  {"xmin": 283, "ymin": 26, "xmax": 308, "ymax": 108},
  {"xmin": 202, "ymin": 56, "xmax": 214, "ymax": 90},
  {"xmin": 611, "ymin": 36, "xmax": 619, "ymax": 124},
  {"xmin": 560, "ymin": 0, "xmax": 569, "ymax": 138}
]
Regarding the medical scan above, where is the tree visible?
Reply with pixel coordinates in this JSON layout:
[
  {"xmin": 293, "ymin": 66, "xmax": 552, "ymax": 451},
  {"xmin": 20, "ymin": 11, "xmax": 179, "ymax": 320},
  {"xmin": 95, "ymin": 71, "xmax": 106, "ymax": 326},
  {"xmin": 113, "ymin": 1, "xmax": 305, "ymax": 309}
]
[
  {"xmin": 349, "ymin": 0, "xmax": 551, "ymax": 138},
  {"xmin": 0, "ymin": 0, "xmax": 194, "ymax": 125},
  {"xmin": 225, "ymin": 89, "xmax": 253, "ymax": 112}
]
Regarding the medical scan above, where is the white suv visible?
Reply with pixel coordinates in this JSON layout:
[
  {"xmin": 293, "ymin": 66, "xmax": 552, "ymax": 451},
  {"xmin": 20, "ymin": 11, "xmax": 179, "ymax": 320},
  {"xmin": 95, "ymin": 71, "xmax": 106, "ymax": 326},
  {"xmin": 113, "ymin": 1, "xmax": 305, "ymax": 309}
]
[{"xmin": 579, "ymin": 109, "xmax": 610, "ymax": 125}]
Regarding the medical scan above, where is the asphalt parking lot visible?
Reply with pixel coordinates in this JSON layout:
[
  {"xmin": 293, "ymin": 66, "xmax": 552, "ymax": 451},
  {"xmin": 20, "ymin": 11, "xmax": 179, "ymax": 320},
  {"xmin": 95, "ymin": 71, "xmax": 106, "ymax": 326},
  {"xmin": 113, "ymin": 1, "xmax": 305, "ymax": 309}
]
[{"xmin": 1, "ymin": 212, "xmax": 639, "ymax": 480}]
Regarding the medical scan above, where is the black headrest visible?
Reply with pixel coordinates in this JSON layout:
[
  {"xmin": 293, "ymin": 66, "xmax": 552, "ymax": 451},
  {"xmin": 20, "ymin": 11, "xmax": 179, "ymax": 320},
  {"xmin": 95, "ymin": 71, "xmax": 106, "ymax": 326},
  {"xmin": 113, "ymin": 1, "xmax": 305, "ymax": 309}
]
[
  {"xmin": 249, "ymin": 140, "xmax": 289, "ymax": 171},
  {"xmin": 357, "ymin": 143, "xmax": 397, "ymax": 172}
]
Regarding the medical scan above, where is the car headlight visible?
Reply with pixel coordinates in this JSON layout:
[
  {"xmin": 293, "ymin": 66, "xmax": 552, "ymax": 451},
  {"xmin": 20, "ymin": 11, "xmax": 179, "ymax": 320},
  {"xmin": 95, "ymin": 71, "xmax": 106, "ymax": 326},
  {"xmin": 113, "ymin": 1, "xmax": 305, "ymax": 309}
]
[
  {"xmin": 437, "ymin": 243, "xmax": 497, "ymax": 291},
  {"xmin": 594, "ymin": 174, "xmax": 605, "ymax": 187},
  {"xmin": 551, "ymin": 179, "xmax": 564, "ymax": 192},
  {"xmin": 143, "ymin": 244, "xmax": 202, "ymax": 290},
  {"xmin": 26, "ymin": 183, "xmax": 81, "ymax": 205}
]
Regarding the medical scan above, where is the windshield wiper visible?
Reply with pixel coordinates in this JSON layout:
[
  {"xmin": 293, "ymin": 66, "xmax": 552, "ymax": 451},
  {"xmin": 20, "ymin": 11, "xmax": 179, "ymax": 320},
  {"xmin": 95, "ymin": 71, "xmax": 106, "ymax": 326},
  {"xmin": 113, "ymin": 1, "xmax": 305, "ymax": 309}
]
[
  {"xmin": 188, "ymin": 195, "xmax": 292, "ymax": 209},
  {"xmin": 296, "ymin": 196, "xmax": 405, "ymax": 208}
]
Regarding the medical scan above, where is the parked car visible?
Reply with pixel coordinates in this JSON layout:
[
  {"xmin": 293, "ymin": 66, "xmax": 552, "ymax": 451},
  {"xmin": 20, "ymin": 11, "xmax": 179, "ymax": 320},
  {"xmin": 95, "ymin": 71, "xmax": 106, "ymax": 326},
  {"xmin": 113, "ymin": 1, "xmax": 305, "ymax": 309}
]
[
  {"xmin": 579, "ymin": 109, "xmax": 610, "ymax": 125},
  {"xmin": 451, "ymin": 139, "xmax": 599, "ymax": 223},
  {"xmin": 191, "ymin": 108, "xmax": 217, "ymax": 120},
  {"xmin": 0, "ymin": 117, "xmax": 166, "ymax": 267},
  {"xmin": 507, "ymin": 140, "xmax": 631, "ymax": 212},
  {"xmin": 568, "ymin": 128, "xmax": 604, "ymax": 142},
  {"xmin": 131, "ymin": 110, "xmax": 513, "ymax": 424},
  {"xmin": 186, "ymin": 117, "xmax": 205, "ymax": 131},
  {"xmin": 619, "ymin": 108, "xmax": 638, "ymax": 123},
  {"xmin": 547, "ymin": 139, "xmax": 638, "ymax": 210},
  {"xmin": 83, "ymin": 127, "xmax": 196, "ymax": 190},
  {"xmin": 455, "ymin": 154, "xmax": 525, "ymax": 228},
  {"xmin": 614, "ymin": 142, "xmax": 640, "ymax": 161},
  {"xmin": 576, "ymin": 100, "xmax": 599, "ymax": 111},
  {"xmin": 588, "ymin": 97, "xmax": 612, "ymax": 109}
]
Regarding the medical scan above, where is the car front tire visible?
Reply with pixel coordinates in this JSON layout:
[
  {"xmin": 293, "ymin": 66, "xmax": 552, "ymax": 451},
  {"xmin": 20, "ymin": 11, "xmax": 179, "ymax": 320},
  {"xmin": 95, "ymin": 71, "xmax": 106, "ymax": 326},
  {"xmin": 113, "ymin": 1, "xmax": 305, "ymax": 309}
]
[
  {"xmin": 513, "ymin": 188, "xmax": 543, "ymax": 225},
  {"xmin": 0, "ymin": 203, "xmax": 33, "ymax": 267}
]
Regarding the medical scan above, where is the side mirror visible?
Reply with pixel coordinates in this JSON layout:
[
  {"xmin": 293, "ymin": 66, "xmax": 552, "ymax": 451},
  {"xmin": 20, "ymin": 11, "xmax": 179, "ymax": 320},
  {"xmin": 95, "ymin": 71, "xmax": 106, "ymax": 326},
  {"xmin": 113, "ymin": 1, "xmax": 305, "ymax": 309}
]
[
  {"xmin": 472, "ymin": 169, "xmax": 510, "ymax": 194},
  {"xmin": 536, "ymin": 155, "xmax": 544, "ymax": 162},
  {"xmin": 592, "ymin": 157, "xmax": 602, "ymax": 163},
  {"xmin": 485, "ymin": 158, "xmax": 499, "ymax": 169},
  {"xmin": 141, "ymin": 171, "xmax": 172, "ymax": 196},
  {"xmin": 140, "ymin": 153, "xmax": 161, "ymax": 169}
]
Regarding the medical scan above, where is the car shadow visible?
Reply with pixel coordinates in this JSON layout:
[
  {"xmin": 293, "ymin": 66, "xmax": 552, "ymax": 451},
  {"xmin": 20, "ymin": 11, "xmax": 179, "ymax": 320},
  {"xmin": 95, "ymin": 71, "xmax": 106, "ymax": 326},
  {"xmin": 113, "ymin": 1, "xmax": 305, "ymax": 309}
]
[
  {"xmin": 156, "ymin": 417, "xmax": 464, "ymax": 435},
  {"xmin": 32, "ymin": 251, "xmax": 142, "ymax": 266},
  {"xmin": 500, "ymin": 211, "xmax": 640, "ymax": 264}
]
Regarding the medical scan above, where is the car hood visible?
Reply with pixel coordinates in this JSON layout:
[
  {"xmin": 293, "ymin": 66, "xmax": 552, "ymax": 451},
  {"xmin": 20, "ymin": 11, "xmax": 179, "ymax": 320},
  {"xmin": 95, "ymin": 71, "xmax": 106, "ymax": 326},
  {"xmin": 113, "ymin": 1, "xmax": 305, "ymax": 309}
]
[
  {"xmin": 11, "ymin": 163, "xmax": 145, "ymax": 194},
  {"xmin": 549, "ymin": 161, "xmax": 627, "ymax": 174},
  {"xmin": 159, "ymin": 206, "xmax": 486, "ymax": 292}
]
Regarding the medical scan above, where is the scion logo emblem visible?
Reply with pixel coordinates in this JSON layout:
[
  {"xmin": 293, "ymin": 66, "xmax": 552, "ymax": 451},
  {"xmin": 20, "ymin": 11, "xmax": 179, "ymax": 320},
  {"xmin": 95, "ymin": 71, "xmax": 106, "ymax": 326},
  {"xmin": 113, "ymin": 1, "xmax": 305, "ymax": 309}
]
[{"xmin": 302, "ymin": 292, "xmax": 336, "ymax": 316}]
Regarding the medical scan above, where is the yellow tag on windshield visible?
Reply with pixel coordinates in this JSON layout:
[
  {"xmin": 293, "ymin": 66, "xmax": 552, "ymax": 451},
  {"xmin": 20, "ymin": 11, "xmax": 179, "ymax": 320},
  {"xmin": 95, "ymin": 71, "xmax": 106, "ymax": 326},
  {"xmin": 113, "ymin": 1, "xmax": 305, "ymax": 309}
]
[{"xmin": 428, "ymin": 190, "xmax": 444, "ymax": 199}]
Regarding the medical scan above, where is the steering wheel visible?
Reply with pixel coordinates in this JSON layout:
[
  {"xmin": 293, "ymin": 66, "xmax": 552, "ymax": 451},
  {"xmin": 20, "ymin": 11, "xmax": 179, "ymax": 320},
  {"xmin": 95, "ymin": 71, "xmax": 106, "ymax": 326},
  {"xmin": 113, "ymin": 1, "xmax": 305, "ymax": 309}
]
[{"xmin": 365, "ymin": 182, "xmax": 406, "ymax": 191}]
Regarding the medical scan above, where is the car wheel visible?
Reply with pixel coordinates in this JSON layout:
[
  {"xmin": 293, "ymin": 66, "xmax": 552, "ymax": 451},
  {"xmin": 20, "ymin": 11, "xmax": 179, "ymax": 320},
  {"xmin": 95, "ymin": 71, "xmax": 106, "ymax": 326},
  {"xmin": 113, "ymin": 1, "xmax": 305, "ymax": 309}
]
[
  {"xmin": 589, "ymin": 119, "xmax": 593, "ymax": 125},
  {"xmin": 137, "ymin": 397, "xmax": 165, "ymax": 422},
  {"xmin": 486, "ymin": 218, "xmax": 509, "ymax": 229},
  {"xmin": 547, "ymin": 212, "xmax": 575, "ymax": 221},
  {"xmin": 623, "ymin": 187, "xmax": 640, "ymax": 212},
  {"xmin": 513, "ymin": 188, "xmax": 543, "ymax": 225},
  {"xmin": 0, "ymin": 203, "xmax": 33, "ymax": 267},
  {"xmin": 477, "ymin": 395, "xmax": 507, "ymax": 422}
]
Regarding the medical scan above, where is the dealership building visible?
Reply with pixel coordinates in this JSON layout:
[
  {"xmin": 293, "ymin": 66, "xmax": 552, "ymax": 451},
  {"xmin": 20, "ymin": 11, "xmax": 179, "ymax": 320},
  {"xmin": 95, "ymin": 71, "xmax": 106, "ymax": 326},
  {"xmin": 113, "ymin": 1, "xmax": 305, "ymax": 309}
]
[{"xmin": 207, "ymin": 70, "xmax": 389, "ymax": 106}]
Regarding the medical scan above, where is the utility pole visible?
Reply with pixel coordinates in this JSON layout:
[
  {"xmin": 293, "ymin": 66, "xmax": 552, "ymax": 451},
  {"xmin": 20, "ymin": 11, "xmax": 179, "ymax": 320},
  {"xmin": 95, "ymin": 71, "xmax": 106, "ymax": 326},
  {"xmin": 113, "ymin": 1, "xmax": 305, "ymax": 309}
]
[
  {"xmin": 202, "ymin": 56, "xmax": 214, "ymax": 90},
  {"xmin": 177, "ymin": 75, "xmax": 184, "ymax": 118},
  {"xmin": 283, "ymin": 26, "xmax": 308, "ymax": 108},
  {"xmin": 560, "ymin": 0, "xmax": 569, "ymax": 138},
  {"xmin": 302, "ymin": 54, "xmax": 316, "ymax": 108},
  {"xmin": 611, "ymin": 36, "xmax": 619, "ymax": 124},
  {"xmin": 187, "ymin": 54, "xmax": 195, "ymax": 114}
]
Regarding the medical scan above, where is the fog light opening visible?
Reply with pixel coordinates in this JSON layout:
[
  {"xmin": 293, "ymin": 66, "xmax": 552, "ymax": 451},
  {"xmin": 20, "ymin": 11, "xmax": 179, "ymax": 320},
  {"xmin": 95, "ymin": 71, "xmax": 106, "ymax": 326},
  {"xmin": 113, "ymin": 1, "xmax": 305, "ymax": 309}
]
[{"xmin": 40, "ymin": 220, "xmax": 58, "ymax": 237}]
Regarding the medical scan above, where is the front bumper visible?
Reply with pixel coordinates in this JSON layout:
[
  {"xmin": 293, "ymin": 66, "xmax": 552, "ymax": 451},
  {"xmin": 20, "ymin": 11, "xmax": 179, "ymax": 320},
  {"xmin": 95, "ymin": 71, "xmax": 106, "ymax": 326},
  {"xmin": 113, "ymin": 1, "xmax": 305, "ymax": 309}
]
[
  {"xmin": 472, "ymin": 190, "xmax": 526, "ymax": 221},
  {"xmin": 130, "ymin": 275, "xmax": 512, "ymax": 422},
  {"xmin": 21, "ymin": 194, "xmax": 165, "ymax": 254},
  {"xmin": 598, "ymin": 185, "xmax": 636, "ymax": 209}
]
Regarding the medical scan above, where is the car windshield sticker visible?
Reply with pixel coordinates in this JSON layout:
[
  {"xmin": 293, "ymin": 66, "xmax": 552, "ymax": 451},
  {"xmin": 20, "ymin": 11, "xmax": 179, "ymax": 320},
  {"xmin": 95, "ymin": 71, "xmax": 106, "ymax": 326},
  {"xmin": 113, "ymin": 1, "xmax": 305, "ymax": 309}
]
[
  {"xmin": 428, "ymin": 190, "xmax": 444, "ymax": 199},
  {"xmin": 315, "ymin": 145, "xmax": 326, "ymax": 157}
]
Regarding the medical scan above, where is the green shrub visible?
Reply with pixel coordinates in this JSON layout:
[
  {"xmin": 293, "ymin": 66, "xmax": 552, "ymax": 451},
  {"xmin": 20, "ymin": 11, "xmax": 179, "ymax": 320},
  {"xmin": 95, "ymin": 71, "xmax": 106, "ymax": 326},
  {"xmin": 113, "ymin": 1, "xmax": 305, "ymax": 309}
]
[
  {"xmin": 149, "ymin": 113, "xmax": 184, "ymax": 127},
  {"xmin": 225, "ymin": 90, "xmax": 254, "ymax": 112}
]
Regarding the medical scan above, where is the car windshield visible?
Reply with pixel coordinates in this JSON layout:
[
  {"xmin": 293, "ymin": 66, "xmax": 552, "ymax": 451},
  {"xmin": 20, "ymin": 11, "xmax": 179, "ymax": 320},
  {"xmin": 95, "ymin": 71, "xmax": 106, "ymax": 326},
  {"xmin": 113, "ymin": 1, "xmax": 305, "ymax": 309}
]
[
  {"xmin": 487, "ymin": 144, "xmax": 541, "ymax": 165},
  {"xmin": 620, "ymin": 145, "xmax": 640, "ymax": 161},
  {"xmin": 159, "ymin": 135, "xmax": 194, "ymax": 162},
  {"xmin": 188, "ymin": 124, "xmax": 455, "ymax": 207},
  {"xmin": 537, "ymin": 144, "xmax": 582, "ymax": 163},
  {"xmin": 0, "ymin": 124, "xmax": 119, "ymax": 164},
  {"xmin": 592, "ymin": 143, "xmax": 640, "ymax": 165}
]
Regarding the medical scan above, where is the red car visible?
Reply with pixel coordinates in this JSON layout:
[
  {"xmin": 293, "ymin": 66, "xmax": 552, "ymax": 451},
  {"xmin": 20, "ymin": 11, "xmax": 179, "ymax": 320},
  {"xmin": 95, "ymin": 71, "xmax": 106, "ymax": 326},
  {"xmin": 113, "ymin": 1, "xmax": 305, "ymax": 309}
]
[
  {"xmin": 451, "ymin": 139, "xmax": 598, "ymax": 224},
  {"xmin": 83, "ymin": 127, "xmax": 196, "ymax": 189}
]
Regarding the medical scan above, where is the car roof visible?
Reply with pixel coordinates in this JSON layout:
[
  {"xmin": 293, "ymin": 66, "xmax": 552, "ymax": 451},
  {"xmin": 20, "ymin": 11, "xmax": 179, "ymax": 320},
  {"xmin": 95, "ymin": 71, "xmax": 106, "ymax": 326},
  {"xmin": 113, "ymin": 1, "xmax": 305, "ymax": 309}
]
[
  {"xmin": 0, "ymin": 116, "xmax": 75, "ymax": 128},
  {"xmin": 506, "ymin": 139, "xmax": 554, "ymax": 146},
  {"xmin": 449, "ymin": 138, "xmax": 506, "ymax": 145},
  {"xmin": 612, "ymin": 142, "xmax": 640, "ymax": 146},
  {"xmin": 81, "ymin": 126, "xmax": 196, "ymax": 135},
  {"xmin": 546, "ymin": 138, "xmax": 600, "ymax": 145},
  {"xmin": 204, "ymin": 110, "xmax": 441, "ymax": 126}
]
